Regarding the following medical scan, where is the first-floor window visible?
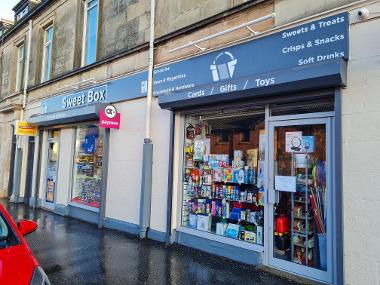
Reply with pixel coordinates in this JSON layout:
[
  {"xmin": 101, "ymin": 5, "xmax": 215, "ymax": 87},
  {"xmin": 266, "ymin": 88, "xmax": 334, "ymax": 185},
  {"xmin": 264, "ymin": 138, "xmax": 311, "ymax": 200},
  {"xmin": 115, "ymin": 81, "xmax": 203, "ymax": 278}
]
[
  {"xmin": 82, "ymin": 0, "xmax": 99, "ymax": 66},
  {"xmin": 15, "ymin": 44, "xmax": 25, "ymax": 92},
  {"xmin": 41, "ymin": 25, "xmax": 53, "ymax": 82},
  {"xmin": 71, "ymin": 125, "xmax": 104, "ymax": 208}
]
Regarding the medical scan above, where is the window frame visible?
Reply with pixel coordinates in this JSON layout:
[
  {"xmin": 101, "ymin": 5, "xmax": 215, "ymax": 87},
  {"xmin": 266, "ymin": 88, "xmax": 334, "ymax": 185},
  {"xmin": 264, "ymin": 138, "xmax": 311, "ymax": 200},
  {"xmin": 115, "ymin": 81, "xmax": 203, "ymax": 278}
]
[
  {"xmin": 41, "ymin": 24, "xmax": 54, "ymax": 83},
  {"xmin": 81, "ymin": 0, "xmax": 100, "ymax": 67},
  {"xmin": 15, "ymin": 43, "xmax": 25, "ymax": 92}
]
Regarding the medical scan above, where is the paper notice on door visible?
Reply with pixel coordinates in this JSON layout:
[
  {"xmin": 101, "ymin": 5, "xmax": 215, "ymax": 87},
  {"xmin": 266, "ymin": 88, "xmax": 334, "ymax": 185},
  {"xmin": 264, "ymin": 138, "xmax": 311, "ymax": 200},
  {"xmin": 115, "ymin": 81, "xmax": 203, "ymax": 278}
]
[
  {"xmin": 275, "ymin": 176, "xmax": 296, "ymax": 192},
  {"xmin": 285, "ymin": 132, "xmax": 302, "ymax": 152}
]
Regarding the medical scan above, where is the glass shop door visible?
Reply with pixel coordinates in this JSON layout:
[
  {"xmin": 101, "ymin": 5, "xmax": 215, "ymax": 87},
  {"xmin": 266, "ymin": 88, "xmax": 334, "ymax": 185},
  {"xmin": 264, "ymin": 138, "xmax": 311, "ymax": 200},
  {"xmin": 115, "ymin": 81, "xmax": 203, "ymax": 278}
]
[
  {"xmin": 43, "ymin": 129, "xmax": 60, "ymax": 210},
  {"xmin": 268, "ymin": 117, "xmax": 333, "ymax": 284}
]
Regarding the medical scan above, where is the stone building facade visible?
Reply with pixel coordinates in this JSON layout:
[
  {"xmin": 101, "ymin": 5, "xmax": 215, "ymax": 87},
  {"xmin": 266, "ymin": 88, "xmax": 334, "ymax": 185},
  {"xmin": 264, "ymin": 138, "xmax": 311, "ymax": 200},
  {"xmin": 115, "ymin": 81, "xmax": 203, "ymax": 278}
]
[{"xmin": 0, "ymin": 0, "xmax": 379, "ymax": 284}]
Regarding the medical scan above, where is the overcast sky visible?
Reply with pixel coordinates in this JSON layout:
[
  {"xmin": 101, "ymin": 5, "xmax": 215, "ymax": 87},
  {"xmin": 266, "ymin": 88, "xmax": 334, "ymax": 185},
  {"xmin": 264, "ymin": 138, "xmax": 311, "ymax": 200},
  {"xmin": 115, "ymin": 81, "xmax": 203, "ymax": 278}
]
[{"xmin": 0, "ymin": 0, "xmax": 18, "ymax": 21}]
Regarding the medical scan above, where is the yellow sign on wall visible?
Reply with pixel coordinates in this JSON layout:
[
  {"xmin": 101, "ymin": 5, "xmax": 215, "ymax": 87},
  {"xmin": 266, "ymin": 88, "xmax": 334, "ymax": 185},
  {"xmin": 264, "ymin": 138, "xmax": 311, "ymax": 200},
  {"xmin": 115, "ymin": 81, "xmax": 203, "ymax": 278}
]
[{"xmin": 15, "ymin": 121, "xmax": 37, "ymax": 136}]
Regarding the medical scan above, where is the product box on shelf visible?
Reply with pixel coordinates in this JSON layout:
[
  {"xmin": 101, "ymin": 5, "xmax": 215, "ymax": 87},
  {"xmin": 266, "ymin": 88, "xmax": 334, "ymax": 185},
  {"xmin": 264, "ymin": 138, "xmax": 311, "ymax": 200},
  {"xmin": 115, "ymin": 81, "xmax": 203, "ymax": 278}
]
[
  {"xmin": 230, "ymin": 207, "xmax": 241, "ymax": 220},
  {"xmin": 209, "ymin": 154, "xmax": 229, "ymax": 169},
  {"xmin": 196, "ymin": 214, "xmax": 212, "ymax": 232},
  {"xmin": 243, "ymin": 230, "xmax": 256, "ymax": 243},
  {"xmin": 232, "ymin": 160, "xmax": 245, "ymax": 168},
  {"xmin": 216, "ymin": 222, "xmax": 228, "ymax": 236},
  {"xmin": 213, "ymin": 169, "xmax": 223, "ymax": 182},
  {"xmin": 256, "ymin": 226, "xmax": 263, "ymax": 245},
  {"xmin": 224, "ymin": 168, "xmax": 233, "ymax": 183},
  {"xmin": 225, "ymin": 223, "xmax": 240, "ymax": 239},
  {"xmin": 189, "ymin": 213, "xmax": 197, "ymax": 229}
]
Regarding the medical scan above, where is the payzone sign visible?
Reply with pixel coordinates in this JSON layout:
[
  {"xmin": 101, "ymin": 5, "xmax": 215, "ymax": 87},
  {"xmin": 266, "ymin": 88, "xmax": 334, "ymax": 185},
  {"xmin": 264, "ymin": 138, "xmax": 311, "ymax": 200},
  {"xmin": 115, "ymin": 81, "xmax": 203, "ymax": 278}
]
[{"xmin": 99, "ymin": 105, "xmax": 120, "ymax": 129}]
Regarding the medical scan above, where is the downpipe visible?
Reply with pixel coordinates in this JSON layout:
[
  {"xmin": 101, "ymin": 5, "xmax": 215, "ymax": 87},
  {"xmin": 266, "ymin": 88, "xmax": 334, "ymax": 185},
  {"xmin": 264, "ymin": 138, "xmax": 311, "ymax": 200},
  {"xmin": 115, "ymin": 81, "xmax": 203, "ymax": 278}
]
[
  {"xmin": 10, "ymin": 19, "xmax": 32, "ymax": 203},
  {"xmin": 139, "ymin": 0, "xmax": 156, "ymax": 239}
]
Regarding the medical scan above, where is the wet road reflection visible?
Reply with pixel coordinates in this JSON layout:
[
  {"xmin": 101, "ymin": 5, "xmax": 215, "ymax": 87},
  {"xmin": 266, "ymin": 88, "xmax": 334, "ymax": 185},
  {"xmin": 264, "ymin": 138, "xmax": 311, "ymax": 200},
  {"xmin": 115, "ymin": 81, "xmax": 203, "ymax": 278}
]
[{"xmin": 2, "ymin": 200, "xmax": 316, "ymax": 285}]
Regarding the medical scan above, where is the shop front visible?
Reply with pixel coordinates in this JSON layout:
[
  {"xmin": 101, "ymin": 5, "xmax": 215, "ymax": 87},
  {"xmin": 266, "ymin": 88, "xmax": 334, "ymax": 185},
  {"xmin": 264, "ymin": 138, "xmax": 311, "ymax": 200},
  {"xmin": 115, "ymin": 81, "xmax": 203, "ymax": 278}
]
[
  {"xmin": 156, "ymin": 12, "xmax": 348, "ymax": 284},
  {"xmin": 27, "ymin": 71, "xmax": 147, "ymax": 224}
]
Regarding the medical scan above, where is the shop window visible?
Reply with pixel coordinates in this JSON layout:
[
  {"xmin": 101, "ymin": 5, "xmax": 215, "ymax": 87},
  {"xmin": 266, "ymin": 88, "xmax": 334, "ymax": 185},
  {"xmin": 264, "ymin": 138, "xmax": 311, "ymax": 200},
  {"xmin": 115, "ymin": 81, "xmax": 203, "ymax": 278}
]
[
  {"xmin": 182, "ymin": 111, "xmax": 265, "ymax": 245},
  {"xmin": 15, "ymin": 44, "xmax": 25, "ymax": 92},
  {"xmin": 71, "ymin": 125, "xmax": 104, "ymax": 208},
  {"xmin": 41, "ymin": 25, "xmax": 54, "ymax": 82},
  {"xmin": 82, "ymin": 0, "xmax": 99, "ymax": 66}
]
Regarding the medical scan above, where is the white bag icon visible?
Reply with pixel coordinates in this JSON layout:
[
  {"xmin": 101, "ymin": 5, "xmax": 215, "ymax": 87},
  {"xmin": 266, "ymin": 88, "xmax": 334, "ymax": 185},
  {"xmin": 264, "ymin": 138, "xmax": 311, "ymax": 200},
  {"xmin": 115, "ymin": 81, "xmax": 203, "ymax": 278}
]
[{"xmin": 210, "ymin": 51, "xmax": 237, "ymax": 82}]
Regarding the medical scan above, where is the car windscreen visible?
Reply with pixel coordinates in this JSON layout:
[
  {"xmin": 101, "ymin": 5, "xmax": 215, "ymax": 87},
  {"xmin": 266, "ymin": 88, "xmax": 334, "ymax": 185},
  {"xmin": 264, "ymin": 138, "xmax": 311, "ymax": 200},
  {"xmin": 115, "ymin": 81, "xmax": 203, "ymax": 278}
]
[{"xmin": 0, "ymin": 212, "xmax": 19, "ymax": 248}]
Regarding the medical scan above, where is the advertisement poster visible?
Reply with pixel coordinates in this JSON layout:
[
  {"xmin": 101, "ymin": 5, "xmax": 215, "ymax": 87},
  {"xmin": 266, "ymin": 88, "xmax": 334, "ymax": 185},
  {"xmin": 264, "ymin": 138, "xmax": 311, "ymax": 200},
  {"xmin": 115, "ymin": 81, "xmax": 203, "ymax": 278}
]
[
  {"xmin": 15, "ymin": 121, "xmax": 37, "ymax": 136},
  {"xmin": 286, "ymin": 132, "xmax": 303, "ymax": 152},
  {"xmin": 302, "ymin": 136, "xmax": 315, "ymax": 152}
]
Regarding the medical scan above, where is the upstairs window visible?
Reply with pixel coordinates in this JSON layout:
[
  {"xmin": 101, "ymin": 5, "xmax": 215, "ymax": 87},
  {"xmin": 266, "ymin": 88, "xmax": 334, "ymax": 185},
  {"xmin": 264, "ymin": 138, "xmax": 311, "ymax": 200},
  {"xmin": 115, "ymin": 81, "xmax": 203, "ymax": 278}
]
[
  {"xmin": 82, "ymin": 0, "xmax": 99, "ymax": 66},
  {"xmin": 15, "ymin": 44, "xmax": 25, "ymax": 92},
  {"xmin": 41, "ymin": 25, "xmax": 53, "ymax": 82},
  {"xmin": 16, "ymin": 6, "xmax": 29, "ymax": 21}
]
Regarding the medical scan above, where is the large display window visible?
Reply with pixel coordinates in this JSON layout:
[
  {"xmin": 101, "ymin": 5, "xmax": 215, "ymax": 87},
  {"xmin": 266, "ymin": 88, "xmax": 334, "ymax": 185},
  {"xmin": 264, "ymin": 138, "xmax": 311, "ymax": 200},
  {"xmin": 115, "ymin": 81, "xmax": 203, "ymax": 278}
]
[
  {"xmin": 181, "ymin": 109, "xmax": 266, "ymax": 245},
  {"xmin": 71, "ymin": 125, "xmax": 104, "ymax": 208}
]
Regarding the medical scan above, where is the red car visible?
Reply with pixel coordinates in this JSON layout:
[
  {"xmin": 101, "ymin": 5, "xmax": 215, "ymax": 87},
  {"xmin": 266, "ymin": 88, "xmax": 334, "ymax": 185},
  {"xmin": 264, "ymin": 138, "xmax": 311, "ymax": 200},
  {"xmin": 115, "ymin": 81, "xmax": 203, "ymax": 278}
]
[{"xmin": 0, "ymin": 204, "xmax": 50, "ymax": 285}]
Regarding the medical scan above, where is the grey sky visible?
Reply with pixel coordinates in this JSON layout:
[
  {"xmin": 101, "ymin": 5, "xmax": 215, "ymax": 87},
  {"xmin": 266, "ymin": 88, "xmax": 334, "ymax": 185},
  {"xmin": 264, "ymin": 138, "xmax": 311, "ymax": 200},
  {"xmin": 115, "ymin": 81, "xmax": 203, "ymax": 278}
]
[{"xmin": 0, "ymin": 0, "xmax": 18, "ymax": 21}]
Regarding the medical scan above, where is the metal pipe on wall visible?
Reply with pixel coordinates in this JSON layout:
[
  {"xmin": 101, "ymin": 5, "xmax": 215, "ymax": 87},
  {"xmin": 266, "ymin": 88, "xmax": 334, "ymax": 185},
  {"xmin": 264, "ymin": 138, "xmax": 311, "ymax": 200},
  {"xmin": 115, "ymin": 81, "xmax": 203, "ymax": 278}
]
[
  {"xmin": 165, "ymin": 111, "xmax": 175, "ymax": 245},
  {"xmin": 140, "ymin": 0, "xmax": 156, "ymax": 239},
  {"xmin": 10, "ymin": 19, "xmax": 33, "ymax": 203}
]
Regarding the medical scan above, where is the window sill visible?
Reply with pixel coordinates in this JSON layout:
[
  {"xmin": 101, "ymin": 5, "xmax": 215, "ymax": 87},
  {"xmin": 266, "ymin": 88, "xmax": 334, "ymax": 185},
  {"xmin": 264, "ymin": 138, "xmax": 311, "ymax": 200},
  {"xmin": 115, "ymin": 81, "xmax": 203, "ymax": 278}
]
[
  {"xmin": 68, "ymin": 201, "xmax": 100, "ymax": 213},
  {"xmin": 176, "ymin": 226, "xmax": 264, "ymax": 252}
]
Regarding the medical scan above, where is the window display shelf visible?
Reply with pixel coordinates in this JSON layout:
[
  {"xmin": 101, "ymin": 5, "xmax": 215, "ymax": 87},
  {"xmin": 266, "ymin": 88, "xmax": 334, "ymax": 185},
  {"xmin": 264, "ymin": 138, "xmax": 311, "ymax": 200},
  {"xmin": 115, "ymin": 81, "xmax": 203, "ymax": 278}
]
[
  {"xmin": 294, "ymin": 242, "xmax": 314, "ymax": 249},
  {"xmin": 75, "ymin": 174, "xmax": 101, "ymax": 180},
  {"xmin": 193, "ymin": 196, "xmax": 260, "ymax": 205},
  {"xmin": 293, "ymin": 230, "xmax": 313, "ymax": 237},
  {"xmin": 213, "ymin": 181, "xmax": 258, "ymax": 187},
  {"xmin": 177, "ymin": 226, "xmax": 264, "ymax": 252},
  {"xmin": 294, "ymin": 215, "xmax": 313, "ymax": 220}
]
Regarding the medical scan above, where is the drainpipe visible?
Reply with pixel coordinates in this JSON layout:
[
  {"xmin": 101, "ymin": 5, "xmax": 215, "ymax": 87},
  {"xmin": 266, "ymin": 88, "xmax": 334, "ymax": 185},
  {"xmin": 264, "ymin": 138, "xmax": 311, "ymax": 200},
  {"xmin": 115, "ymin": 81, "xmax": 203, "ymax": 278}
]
[
  {"xmin": 165, "ymin": 111, "xmax": 174, "ymax": 245},
  {"xmin": 139, "ymin": 0, "xmax": 156, "ymax": 239},
  {"xmin": 10, "ymin": 19, "xmax": 32, "ymax": 203}
]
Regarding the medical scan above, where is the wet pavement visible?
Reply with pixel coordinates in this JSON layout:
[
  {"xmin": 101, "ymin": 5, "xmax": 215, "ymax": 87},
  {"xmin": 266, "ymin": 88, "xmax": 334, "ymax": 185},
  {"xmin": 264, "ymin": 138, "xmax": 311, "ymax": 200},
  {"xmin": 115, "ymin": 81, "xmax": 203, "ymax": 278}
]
[{"xmin": 1, "ymin": 199, "xmax": 318, "ymax": 285}]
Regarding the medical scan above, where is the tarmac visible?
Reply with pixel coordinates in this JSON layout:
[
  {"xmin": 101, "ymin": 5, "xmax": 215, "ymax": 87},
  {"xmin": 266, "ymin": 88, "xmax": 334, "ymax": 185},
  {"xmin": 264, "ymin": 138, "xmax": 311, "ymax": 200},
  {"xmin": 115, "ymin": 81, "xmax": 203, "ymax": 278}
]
[{"xmin": 1, "ymin": 199, "xmax": 319, "ymax": 285}]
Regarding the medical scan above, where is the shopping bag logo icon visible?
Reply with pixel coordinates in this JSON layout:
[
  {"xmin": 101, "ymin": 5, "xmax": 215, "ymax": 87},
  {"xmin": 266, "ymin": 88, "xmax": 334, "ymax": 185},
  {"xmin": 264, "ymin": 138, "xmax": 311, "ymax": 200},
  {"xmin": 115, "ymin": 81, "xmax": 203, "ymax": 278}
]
[{"xmin": 210, "ymin": 51, "xmax": 237, "ymax": 82}]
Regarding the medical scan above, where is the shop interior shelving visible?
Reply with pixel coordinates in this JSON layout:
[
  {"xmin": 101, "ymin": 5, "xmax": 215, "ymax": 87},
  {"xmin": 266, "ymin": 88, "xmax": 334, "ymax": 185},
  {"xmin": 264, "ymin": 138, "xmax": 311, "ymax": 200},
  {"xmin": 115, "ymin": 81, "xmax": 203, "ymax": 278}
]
[{"xmin": 290, "ymin": 152, "xmax": 314, "ymax": 266}]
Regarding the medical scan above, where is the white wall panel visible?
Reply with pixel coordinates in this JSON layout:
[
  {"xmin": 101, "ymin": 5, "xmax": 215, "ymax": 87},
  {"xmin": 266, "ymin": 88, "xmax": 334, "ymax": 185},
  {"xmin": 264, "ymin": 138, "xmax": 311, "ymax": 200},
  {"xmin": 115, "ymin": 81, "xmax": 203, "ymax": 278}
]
[
  {"xmin": 56, "ymin": 128, "xmax": 75, "ymax": 205},
  {"xmin": 149, "ymin": 98, "xmax": 171, "ymax": 233},
  {"xmin": 342, "ymin": 8, "xmax": 380, "ymax": 285},
  {"xmin": 105, "ymin": 98, "xmax": 146, "ymax": 225}
]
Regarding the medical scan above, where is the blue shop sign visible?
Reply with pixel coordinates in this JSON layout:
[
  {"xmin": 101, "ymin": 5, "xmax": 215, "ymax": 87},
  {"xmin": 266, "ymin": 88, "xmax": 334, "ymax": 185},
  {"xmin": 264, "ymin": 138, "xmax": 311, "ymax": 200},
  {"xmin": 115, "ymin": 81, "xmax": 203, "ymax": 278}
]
[
  {"xmin": 40, "ymin": 71, "xmax": 148, "ymax": 114},
  {"xmin": 155, "ymin": 12, "xmax": 349, "ymax": 107},
  {"xmin": 39, "ymin": 12, "xmax": 349, "ymax": 116}
]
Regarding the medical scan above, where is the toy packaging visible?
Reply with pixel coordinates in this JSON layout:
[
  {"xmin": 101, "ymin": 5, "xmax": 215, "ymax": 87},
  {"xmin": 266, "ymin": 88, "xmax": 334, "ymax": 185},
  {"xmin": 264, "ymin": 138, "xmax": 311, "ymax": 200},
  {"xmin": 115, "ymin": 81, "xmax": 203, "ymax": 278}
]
[
  {"xmin": 213, "ymin": 169, "xmax": 223, "ymax": 182},
  {"xmin": 193, "ymin": 139, "xmax": 210, "ymax": 161},
  {"xmin": 243, "ymin": 230, "xmax": 256, "ymax": 243},
  {"xmin": 224, "ymin": 168, "xmax": 233, "ymax": 183},
  {"xmin": 232, "ymin": 160, "xmax": 245, "ymax": 168},
  {"xmin": 246, "ymin": 148, "xmax": 258, "ymax": 168},
  {"xmin": 225, "ymin": 223, "xmax": 240, "ymax": 239}
]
